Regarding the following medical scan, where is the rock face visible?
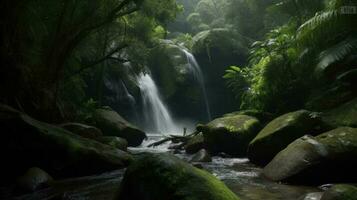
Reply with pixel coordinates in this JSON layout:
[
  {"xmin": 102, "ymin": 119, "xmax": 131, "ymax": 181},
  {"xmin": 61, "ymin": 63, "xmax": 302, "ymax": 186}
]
[
  {"xmin": 200, "ymin": 115, "xmax": 261, "ymax": 156},
  {"xmin": 0, "ymin": 105, "xmax": 132, "ymax": 179},
  {"xmin": 190, "ymin": 149, "xmax": 212, "ymax": 163},
  {"xmin": 263, "ymin": 127, "xmax": 357, "ymax": 184},
  {"xmin": 118, "ymin": 153, "xmax": 240, "ymax": 200},
  {"xmin": 147, "ymin": 40, "xmax": 206, "ymax": 121},
  {"xmin": 248, "ymin": 110, "xmax": 326, "ymax": 166},
  {"xmin": 16, "ymin": 167, "xmax": 53, "ymax": 192},
  {"xmin": 321, "ymin": 184, "xmax": 357, "ymax": 200},
  {"xmin": 192, "ymin": 28, "xmax": 249, "ymax": 117},
  {"xmin": 96, "ymin": 136, "xmax": 128, "ymax": 151},
  {"xmin": 59, "ymin": 122, "xmax": 103, "ymax": 139},
  {"xmin": 184, "ymin": 133, "xmax": 204, "ymax": 154},
  {"xmin": 93, "ymin": 107, "xmax": 146, "ymax": 146},
  {"xmin": 322, "ymin": 98, "xmax": 357, "ymax": 128}
]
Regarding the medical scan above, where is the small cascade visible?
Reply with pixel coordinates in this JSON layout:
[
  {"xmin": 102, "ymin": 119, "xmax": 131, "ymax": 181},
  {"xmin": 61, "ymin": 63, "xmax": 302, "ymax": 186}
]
[
  {"xmin": 120, "ymin": 80, "xmax": 139, "ymax": 122},
  {"xmin": 137, "ymin": 73, "xmax": 181, "ymax": 134},
  {"xmin": 120, "ymin": 80, "xmax": 136, "ymax": 105},
  {"xmin": 182, "ymin": 49, "xmax": 212, "ymax": 121}
]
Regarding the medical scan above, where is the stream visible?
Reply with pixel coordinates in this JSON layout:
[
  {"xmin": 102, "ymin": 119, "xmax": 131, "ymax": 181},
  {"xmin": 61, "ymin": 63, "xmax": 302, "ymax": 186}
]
[{"xmin": 12, "ymin": 134, "xmax": 322, "ymax": 200}]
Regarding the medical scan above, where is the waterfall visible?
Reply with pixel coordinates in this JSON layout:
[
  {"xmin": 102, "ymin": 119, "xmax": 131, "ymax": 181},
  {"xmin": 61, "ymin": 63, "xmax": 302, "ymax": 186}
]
[
  {"xmin": 137, "ymin": 73, "xmax": 181, "ymax": 134},
  {"xmin": 182, "ymin": 49, "xmax": 212, "ymax": 121},
  {"xmin": 120, "ymin": 80, "xmax": 136, "ymax": 105},
  {"xmin": 121, "ymin": 80, "xmax": 139, "ymax": 122}
]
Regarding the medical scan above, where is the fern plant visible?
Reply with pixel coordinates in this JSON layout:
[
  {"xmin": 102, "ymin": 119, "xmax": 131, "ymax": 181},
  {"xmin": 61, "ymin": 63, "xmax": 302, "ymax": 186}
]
[{"xmin": 297, "ymin": 0, "xmax": 357, "ymax": 73}]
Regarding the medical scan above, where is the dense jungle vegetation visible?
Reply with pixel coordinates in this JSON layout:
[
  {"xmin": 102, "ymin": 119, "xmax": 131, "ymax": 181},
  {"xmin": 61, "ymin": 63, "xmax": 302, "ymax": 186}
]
[{"xmin": 1, "ymin": 0, "xmax": 357, "ymax": 200}]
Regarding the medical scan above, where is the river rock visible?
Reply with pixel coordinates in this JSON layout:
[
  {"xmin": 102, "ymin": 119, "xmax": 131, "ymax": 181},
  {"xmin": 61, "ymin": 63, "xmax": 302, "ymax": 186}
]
[
  {"xmin": 223, "ymin": 110, "xmax": 275, "ymax": 124},
  {"xmin": 184, "ymin": 133, "xmax": 204, "ymax": 154},
  {"xmin": 201, "ymin": 115, "xmax": 261, "ymax": 156},
  {"xmin": 96, "ymin": 136, "xmax": 128, "ymax": 151},
  {"xmin": 322, "ymin": 98, "xmax": 357, "ymax": 128},
  {"xmin": 0, "ymin": 105, "xmax": 133, "ymax": 179},
  {"xmin": 16, "ymin": 167, "xmax": 53, "ymax": 192},
  {"xmin": 118, "ymin": 153, "xmax": 240, "ymax": 200},
  {"xmin": 93, "ymin": 107, "xmax": 146, "ymax": 146},
  {"xmin": 190, "ymin": 149, "xmax": 212, "ymax": 163},
  {"xmin": 321, "ymin": 184, "xmax": 357, "ymax": 200},
  {"xmin": 263, "ymin": 127, "xmax": 357, "ymax": 184},
  {"xmin": 59, "ymin": 122, "xmax": 103, "ymax": 139},
  {"xmin": 248, "ymin": 110, "xmax": 326, "ymax": 166}
]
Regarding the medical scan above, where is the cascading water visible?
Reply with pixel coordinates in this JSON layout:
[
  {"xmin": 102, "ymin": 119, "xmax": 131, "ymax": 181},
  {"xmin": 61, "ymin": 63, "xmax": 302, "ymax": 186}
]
[
  {"xmin": 137, "ymin": 73, "xmax": 181, "ymax": 134},
  {"xmin": 120, "ymin": 80, "xmax": 139, "ymax": 122},
  {"xmin": 182, "ymin": 49, "xmax": 212, "ymax": 121}
]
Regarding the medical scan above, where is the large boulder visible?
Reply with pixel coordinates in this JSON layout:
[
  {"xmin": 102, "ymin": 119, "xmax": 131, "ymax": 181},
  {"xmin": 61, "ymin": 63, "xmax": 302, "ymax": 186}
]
[
  {"xmin": 248, "ymin": 110, "xmax": 327, "ymax": 166},
  {"xmin": 184, "ymin": 133, "xmax": 204, "ymax": 154},
  {"xmin": 263, "ymin": 127, "xmax": 357, "ymax": 184},
  {"xmin": 0, "ymin": 105, "xmax": 132, "ymax": 179},
  {"xmin": 200, "ymin": 115, "xmax": 261, "ymax": 156},
  {"xmin": 223, "ymin": 110, "xmax": 275, "ymax": 124},
  {"xmin": 322, "ymin": 98, "xmax": 357, "ymax": 128},
  {"xmin": 96, "ymin": 136, "xmax": 128, "ymax": 151},
  {"xmin": 118, "ymin": 153, "xmax": 240, "ymax": 200},
  {"xmin": 190, "ymin": 149, "xmax": 212, "ymax": 163},
  {"xmin": 93, "ymin": 107, "xmax": 146, "ymax": 146},
  {"xmin": 16, "ymin": 167, "xmax": 53, "ymax": 192},
  {"xmin": 59, "ymin": 122, "xmax": 103, "ymax": 139},
  {"xmin": 321, "ymin": 184, "xmax": 357, "ymax": 200}
]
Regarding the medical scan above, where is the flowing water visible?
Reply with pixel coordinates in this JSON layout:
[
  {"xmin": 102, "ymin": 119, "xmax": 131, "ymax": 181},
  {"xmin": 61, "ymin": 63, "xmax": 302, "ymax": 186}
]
[
  {"xmin": 182, "ymin": 49, "xmax": 212, "ymax": 121},
  {"xmin": 128, "ymin": 135, "xmax": 322, "ymax": 200},
  {"xmin": 12, "ymin": 135, "xmax": 322, "ymax": 200},
  {"xmin": 137, "ymin": 73, "xmax": 181, "ymax": 134},
  {"xmin": 120, "ymin": 80, "xmax": 139, "ymax": 122}
]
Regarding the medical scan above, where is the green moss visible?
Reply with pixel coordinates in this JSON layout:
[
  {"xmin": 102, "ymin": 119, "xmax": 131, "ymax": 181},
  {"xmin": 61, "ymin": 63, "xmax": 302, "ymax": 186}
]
[
  {"xmin": 263, "ymin": 127, "xmax": 357, "ymax": 184},
  {"xmin": 321, "ymin": 184, "xmax": 357, "ymax": 200},
  {"xmin": 119, "ymin": 153, "xmax": 240, "ymax": 200},
  {"xmin": 322, "ymin": 98, "xmax": 357, "ymax": 128},
  {"xmin": 192, "ymin": 28, "xmax": 248, "ymax": 58},
  {"xmin": 248, "ymin": 110, "xmax": 325, "ymax": 165},
  {"xmin": 201, "ymin": 115, "xmax": 261, "ymax": 156}
]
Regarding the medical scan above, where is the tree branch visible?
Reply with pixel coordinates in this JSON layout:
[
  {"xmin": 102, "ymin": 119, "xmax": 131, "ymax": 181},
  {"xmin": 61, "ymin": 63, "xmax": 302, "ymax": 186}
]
[{"xmin": 66, "ymin": 44, "xmax": 128, "ymax": 79}]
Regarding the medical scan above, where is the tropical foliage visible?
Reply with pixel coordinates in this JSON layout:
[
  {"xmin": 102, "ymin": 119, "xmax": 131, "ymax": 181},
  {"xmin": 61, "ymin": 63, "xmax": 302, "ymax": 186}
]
[{"xmin": 224, "ymin": 0, "xmax": 357, "ymax": 113}]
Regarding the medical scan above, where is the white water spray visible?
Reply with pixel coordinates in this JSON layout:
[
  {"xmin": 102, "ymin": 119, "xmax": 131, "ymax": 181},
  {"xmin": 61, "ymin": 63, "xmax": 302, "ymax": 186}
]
[
  {"xmin": 182, "ymin": 49, "xmax": 212, "ymax": 121},
  {"xmin": 137, "ymin": 73, "xmax": 181, "ymax": 134}
]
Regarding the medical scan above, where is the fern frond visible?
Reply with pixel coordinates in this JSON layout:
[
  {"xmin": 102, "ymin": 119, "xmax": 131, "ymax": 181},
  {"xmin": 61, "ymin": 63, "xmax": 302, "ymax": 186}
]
[
  {"xmin": 316, "ymin": 37, "xmax": 357, "ymax": 72},
  {"xmin": 297, "ymin": 10, "xmax": 340, "ymax": 45}
]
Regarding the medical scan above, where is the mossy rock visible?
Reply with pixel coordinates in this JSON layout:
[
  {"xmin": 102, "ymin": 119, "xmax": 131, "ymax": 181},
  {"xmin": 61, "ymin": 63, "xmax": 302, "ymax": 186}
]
[
  {"xmin": 321, "ymin": 184, "xmax": 357, "ymax": 200},
  {"xmin": 96, "ymin": 136, "xmax": 128, "ymax": 151},
  {"xmin": 0, "ymin": 104, "xmax": 132, "ymax": 179},
  {"xmin": 322, "ymin": 98, "xmax": 357, "ymax": 128},
  {"xmin": 93, "ymin": 107, "xmax": 146, "ymax": 146},
  {"xmin": 16, "ymin": 167, "xmax": 53, "ymax": 192},
  {"xmin": 305, "ymin": 85, "xmax": 354, "ymax": 111},
  {"xmin": 184, "ymin": 133, "xmax": 204, "ymax": 154},
  {"xmin": 59, "ymin": 122, "xmax": 103, "ymax": 139},
  {"xmin": 263, "ymin": 127, "xmax": 357, "ymax": 184},
  {"xmin": 192, "ymin": 28, "xmax": 248, "ymax": 62},
  {"xmin": 201, "ymin": 115, "xmax": 261, "ymax": 156},
  {"xmin": 118, "ymin": 153, "xmax": 240, "ymax": 200},
  {"xmin": 147, "ymin": 40, "xmax": 204, "ymax": 120},
  {"xmin": 248, "ymin": 110, "xmax": 327, "ymax": 166},
  {"xmin": 190, "ymin": 149, "xmax": 212, "ymax": 163},
  {"xmin": 223, "ymin": 110, "xmax": 275, "ymax": 124}
]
